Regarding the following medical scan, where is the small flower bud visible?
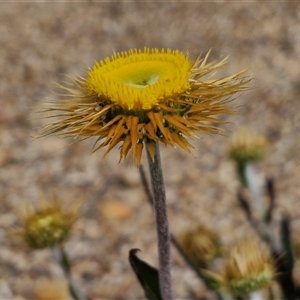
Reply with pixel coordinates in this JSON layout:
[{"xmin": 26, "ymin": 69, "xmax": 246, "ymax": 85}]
[
  {"xmin": 227, "ymin": 128, "xmax": 268, "ymax": 164},
  {"xmin": 180, "ymin": 225, "xmax": 222, "ymax": 268},
  {"xmin": 222, "ymin": 240, "xmax": 275, "ymax": 295},
  {"xmin": 19, "ymin": 199, "xmax": 78, "ymax": 250}
]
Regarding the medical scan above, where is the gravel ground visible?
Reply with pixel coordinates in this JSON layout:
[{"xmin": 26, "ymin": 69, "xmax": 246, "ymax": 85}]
[{"xmin": 1, "ymin": 2, "xmax": 300, "ymax": 299}]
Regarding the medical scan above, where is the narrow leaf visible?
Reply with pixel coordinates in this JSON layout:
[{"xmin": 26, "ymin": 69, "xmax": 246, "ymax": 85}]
[
  {"xmin": 237, "ymin": 189, "xmax": 252, "ymax": 222},
  {"xmin": 264, "ymin": 177, "xmax": 276, "ymax": 224},
  {"xmin": 129, "ymin": 249, "xmax": 162, "ymax": 300}
]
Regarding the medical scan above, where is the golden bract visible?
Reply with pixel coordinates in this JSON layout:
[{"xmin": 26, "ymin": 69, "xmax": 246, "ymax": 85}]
[{"xmin": 38, "ymin": 47, "xmax": 248, "ymax": 165}]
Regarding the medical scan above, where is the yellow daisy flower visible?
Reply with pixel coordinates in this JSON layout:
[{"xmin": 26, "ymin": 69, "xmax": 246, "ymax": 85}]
[{"xmin": 38, "ymin": 48, "xmax": 248, "ymax": 165}]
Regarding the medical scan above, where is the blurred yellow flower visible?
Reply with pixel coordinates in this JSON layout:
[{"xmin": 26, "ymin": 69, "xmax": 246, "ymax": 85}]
[
  {"xmin": 38, "ymin": 48, "xmax": 248, "ymax": 165},
  {"xmin": 17, "ymin": 199, "xmax": 79, "ymax": 250},
  {"xmin": 227, "ymin": 127, "xmax": 268, "ymax": 163},
  {"xmin": 180, "ymin": 225, "xmax": 222, "ymax": 267},
  {"xmin": 221, "ymin": 240, "xmax": 275, "ymax": 295}
]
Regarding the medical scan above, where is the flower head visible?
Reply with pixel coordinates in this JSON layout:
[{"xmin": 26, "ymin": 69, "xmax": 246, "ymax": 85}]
[
  {"xmin": 16, "ymin": 198, "xmax": 79, "ymax": 250},
  {"xmin": 217, "ymin": 240, "xmax": 275, "ymax": 295},
  {"xmin": 38, "ymin": 48, "xmax": 248, "ymax": 165},
  {"xmin": 180, "ymin": 225, "xmax": 222, "ymax": 268},
  {"xmin": 227, "ymin": 128, "xmax": 268, "ymax": 164}
]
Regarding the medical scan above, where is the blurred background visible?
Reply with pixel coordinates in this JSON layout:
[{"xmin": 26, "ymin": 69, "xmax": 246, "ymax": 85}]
[{"xmin": 0, "ymin": 1, "xmax": 300, "ymax": 299}]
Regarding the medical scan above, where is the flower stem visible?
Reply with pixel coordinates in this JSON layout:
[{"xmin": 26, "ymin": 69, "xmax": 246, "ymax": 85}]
[
  {"xmin": 249, "ymin": 290, "xmax": 263, "ymax": 300},
  {"xmin": 51, "ymin": 245, "xmax": 87, "ymax": 300},
  {"xmin": 146, "ymin": 142, "xmax": 174, "ymax": 300},
  {"xmin": 139, "ymin": 165, "xmax": 224, "ymax": 300},
  {"xmin": 244, "ymin": 163, "xmax": 265, "ymax": 219}
]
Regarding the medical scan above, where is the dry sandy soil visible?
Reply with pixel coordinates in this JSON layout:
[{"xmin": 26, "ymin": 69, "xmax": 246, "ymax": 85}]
[{"xmin": 0, "ymin": 1, "xmax": 300, "ymax": 299}]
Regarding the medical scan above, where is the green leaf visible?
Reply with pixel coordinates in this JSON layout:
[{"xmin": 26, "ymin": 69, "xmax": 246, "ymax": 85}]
[
  {"xmin": 280, "ymin": 215, "xmax": 294, "ymax": 272},
  {"xmin": 129, "ymin": 249, "xmax": 162, "ymax": 300},
  {"xmin": 264, "ymin": 177, "xmax": 275, "ymax": 224}
]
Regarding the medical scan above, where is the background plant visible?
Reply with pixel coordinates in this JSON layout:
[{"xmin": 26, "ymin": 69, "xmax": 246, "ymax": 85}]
[{"xmin": 0, "ymin": 3, "xmax": 299, "ymax": 299}]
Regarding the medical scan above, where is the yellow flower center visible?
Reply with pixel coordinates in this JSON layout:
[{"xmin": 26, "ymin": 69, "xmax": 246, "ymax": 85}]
[{"xmin": 85, "ymin": 48, "xmax": 192, "ymax": 110}]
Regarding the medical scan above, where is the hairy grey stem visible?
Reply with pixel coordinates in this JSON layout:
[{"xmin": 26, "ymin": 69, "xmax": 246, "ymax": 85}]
[
  {"xmin": 139, "ymin": 165, "xmax": 224, "ymax": 300},
  {"xmin": 146, "ymin": 143, "xmax": 174, "ymax": 300}
]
